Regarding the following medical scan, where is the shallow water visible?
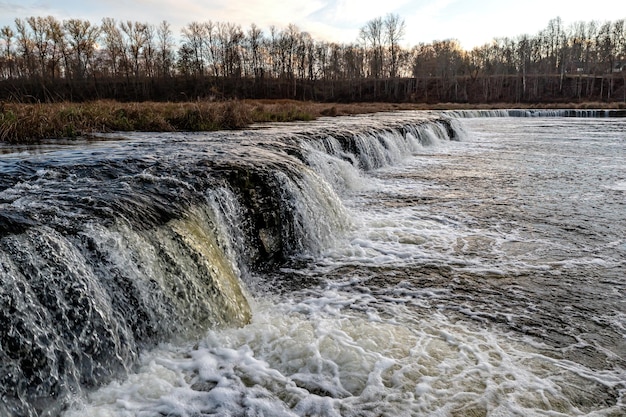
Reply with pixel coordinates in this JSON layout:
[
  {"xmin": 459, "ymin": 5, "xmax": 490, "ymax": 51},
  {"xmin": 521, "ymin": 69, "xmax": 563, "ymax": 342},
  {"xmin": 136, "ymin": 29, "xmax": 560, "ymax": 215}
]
[{"xmin": 57, "ymin": 116, "xmax": 626, "ymax": 417}]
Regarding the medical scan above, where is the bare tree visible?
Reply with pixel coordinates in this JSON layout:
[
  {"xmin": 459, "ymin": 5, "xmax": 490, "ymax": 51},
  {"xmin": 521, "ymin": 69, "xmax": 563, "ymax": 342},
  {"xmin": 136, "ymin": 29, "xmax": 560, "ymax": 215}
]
[
  {"xmin": 120, "ymin": 21, "xmax": 150, "ymax": 78},
  {"xmin": 218, "ymin": 22, "xmax": 244, "ymax": 78},
  {"xmin": 360, "ymin": 17, "xmax": 384, "ymax": 78},
  {"xmin": 181, "ymin": 21, "xmax": 207, "ymax": 76},
  {"xmin": 1, "ymin": 12, "xmax": 625, "ymax": 104},
  {"xmin": 204, "ymin": 21, "xmax": 220, "ymax": 76},
  {"xmin": 316, "ymin": 41, "xmax": 329, "ymax": 80},
  {"xmin": 155, "ymin": 20, "xmax": 174, "ymax": 78},
  {"xmin": 516, "ymin": 34, "xmax": 532, "ymax": 97},
  {"xmin": 63, "ymin": 19, "xmax": 100, "ymax": 80},
  {"xmin": 44, "ymin": 16, "xmax": 66, "ymax": 80},
  {"xmin": 14, "ymin": 18, "xmax": 35, "ymax": 77},
  {"xmin": 0, "ymin": 26, "xmax": 15, "ymax": 78},
  {"xmin": 142, "ymin": 23, "xmax": 156, "ymax": 78},
  {"xmin": 247, "ymin": 23, "xmax": 264, "ymax": 78},
  {"xmin": 26, "ymin": 16, "xmax": 50, "ymax": 77},
  {"xmin": 384, "ymin": 13, "xmax": 406, "ymax": 78},
  {"xmin": 101, "ymin": 18, "xmax": 126, "ymax": 77}
]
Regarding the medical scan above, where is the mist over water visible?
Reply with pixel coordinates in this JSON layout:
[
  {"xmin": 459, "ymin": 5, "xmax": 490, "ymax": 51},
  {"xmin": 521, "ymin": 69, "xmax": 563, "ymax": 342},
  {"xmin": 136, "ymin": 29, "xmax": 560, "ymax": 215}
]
[{"xmin": 1, "ymin": 112, "xmax": 624, "ymax": 416}]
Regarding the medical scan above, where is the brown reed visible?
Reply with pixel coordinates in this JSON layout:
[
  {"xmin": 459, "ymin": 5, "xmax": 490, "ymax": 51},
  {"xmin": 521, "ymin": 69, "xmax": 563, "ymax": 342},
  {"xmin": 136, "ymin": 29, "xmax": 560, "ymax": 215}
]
[{"xmin": 1, "ymin": 99, "xmax": 624, "ymax": 143}]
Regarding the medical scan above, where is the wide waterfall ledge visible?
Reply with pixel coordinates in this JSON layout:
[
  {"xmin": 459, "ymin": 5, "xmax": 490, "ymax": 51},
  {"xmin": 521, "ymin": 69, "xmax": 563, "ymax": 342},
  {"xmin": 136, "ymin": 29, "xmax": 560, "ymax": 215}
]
[{"xmin": 2, "ymin": 109, "xmax": 624, "ymax": 417}]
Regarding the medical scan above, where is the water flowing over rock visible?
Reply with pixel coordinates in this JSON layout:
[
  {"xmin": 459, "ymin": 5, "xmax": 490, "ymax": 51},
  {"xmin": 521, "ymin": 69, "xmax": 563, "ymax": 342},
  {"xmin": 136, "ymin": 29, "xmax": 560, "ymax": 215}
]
[{"xmin": 0, "ymin": 112, "xmax": 459, "ymax": 416}]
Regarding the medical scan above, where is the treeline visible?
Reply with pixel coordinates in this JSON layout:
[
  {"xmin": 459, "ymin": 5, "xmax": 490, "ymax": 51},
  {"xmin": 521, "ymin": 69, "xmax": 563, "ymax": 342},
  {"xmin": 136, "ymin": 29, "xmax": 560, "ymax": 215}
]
[{"xmin": 0, "ymin": 15, "xmax": 625, "ymax": 103}]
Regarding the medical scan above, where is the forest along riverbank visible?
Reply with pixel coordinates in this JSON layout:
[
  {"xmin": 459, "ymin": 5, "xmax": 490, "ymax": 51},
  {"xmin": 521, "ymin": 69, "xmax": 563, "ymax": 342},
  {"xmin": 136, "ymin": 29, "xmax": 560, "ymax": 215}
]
[{"xmin": 0, "ymin": 110, "xmax": 624, "ymax": 417}]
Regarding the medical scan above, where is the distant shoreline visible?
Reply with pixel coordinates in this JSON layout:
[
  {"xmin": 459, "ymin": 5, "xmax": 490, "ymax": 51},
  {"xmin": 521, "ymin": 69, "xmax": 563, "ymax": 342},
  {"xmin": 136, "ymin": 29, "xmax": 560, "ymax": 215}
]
[{"xmin": 1, "ymin": 99, "xmax": 625, "ymax": 144}]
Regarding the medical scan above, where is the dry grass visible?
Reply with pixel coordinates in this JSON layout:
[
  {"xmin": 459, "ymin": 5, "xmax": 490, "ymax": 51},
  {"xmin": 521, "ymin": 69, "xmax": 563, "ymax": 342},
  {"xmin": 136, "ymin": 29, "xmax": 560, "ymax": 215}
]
[
  {"xmin": 1, "ymin": 99, "xmax": 625, "ymax": 143},
  {"xmin": 0, "ymin": 100, "xmax": 253, "ymax": 143}
]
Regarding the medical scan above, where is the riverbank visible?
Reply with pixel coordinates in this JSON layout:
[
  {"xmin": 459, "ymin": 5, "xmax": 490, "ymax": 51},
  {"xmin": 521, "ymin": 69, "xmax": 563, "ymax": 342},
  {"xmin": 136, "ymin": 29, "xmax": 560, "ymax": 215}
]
[{"xmin": 1, "ymin": 99, "xmax": 625, "ymax": 143}]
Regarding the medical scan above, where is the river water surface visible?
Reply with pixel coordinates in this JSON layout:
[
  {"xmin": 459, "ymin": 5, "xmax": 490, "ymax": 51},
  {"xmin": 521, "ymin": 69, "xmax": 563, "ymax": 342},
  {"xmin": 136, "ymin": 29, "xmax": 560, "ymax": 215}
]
[{"xmin": 1, "ymin": 113, "xmax": 625, "ymax": 416}]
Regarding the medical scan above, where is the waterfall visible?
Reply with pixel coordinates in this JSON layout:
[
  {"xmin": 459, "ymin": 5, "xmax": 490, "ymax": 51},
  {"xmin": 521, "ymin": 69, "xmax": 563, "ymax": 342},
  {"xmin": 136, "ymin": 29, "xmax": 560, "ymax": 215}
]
[
  {"xmin": 443, "ymin": 108, "xmax": 626, "ymax": 118},
  {"xmin": 0, "ymin": 114, "xmax": 458, "ymax": 416}
]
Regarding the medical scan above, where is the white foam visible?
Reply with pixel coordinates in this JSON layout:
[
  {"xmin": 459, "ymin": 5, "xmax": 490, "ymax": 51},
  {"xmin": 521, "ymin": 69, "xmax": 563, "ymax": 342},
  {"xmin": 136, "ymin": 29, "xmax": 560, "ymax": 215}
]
[
  {"xmin": 63, "ymin": 289, "xmax": 625, "ymax": 416},
  {"xmin": 603, "ymin": 181, "xmax": 626, "ymax": 192},
  {"xmin": 62, "ymin": 116, "xmax": 626, "ymax": 416}
]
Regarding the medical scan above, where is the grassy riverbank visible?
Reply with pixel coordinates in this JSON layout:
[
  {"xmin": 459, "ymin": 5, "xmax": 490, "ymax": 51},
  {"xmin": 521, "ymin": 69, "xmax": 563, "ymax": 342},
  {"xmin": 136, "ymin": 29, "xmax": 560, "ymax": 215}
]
[{"xmin": 1, "ymin": 99, "xmax": 625, "ymax": 143}]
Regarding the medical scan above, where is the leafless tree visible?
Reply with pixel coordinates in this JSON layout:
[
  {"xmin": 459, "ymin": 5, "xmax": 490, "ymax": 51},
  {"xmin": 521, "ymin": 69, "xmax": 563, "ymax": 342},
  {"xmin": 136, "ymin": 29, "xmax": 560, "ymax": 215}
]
[
  {"xmin": 181, "ymin": 21, "xmax": 207, "ymax": 76},
  {"xmin": 247, "ymin": 23, "xmax": 264, "ymax": 78},
  {"xmin": 218, "ymin": 22, "xmax": 244, "ymax": 78},
  {"xmin": 384, "ymin": 13, "xmax": 405, "ymax": 78},
  {"xmin": 156, "ymin": 20, "xmax": 174, "ymax": 78},
  {"xmin": 63, "ymin": 19, "xmax": 100, "ymax": 80},
  {"xmin": 360, "ymin": 17, "xmax": 384, "ymax": 78},
  {"xmin": 1, "ymin": 25, "xmax": 15, "ymax": 78},
  {"xmin": 101, "ymin": 18, "xmax": 126, "ymax": 77},
  {"xmin": 120, "ymin": 21, "xmax": 150, "ymax": 78},
  {"xmin": 0, "ymin": 12, "xmax": 624, "ymax": 104}
]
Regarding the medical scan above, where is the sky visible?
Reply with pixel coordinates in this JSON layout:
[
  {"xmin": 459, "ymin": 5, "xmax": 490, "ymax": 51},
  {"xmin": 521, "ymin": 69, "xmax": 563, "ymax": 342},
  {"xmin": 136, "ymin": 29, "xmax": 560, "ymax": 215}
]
[{"xmin": 1, "ymin": 0, "xmax": 625, "ymax": 50}]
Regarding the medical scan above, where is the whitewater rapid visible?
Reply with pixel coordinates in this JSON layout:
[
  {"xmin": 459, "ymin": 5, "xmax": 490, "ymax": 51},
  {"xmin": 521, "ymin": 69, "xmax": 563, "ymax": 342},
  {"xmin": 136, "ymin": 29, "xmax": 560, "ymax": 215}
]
[{"xmin": 1, "ymin": 111, "xmax": 624, "ymax": 416}]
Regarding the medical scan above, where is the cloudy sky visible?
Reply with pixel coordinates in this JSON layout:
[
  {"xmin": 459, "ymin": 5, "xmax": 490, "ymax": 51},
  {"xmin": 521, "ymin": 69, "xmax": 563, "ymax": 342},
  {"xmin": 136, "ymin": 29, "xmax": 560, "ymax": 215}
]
[{"xmin": 1, "ymin": 0, "xmax": 624, "ymax": 49}]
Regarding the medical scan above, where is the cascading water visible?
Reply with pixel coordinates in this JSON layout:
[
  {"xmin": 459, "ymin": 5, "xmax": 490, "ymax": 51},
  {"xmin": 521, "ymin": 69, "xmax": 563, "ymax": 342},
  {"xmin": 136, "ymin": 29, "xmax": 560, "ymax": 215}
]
[
  {"xmin": 442, "ymin": 108, "xmax": 626, "ymax": 118},
  {"xmin": 0, "ymin": 113, "xmax": 452, "ymax": 416},
  {"xmin": 1, "ymin": 111, "xmax": 624, "ymax": 416}
]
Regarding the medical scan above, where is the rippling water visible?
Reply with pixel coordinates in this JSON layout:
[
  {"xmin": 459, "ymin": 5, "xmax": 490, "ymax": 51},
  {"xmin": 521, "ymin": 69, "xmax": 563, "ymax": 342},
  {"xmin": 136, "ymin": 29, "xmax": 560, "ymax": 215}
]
[
  {"xmin": 52, "ymin": 116, "xmax": 624, "ymax": 417},
  {"xmin": 1, "ymin": 113, "xmax": 624, "ymax": 416}
]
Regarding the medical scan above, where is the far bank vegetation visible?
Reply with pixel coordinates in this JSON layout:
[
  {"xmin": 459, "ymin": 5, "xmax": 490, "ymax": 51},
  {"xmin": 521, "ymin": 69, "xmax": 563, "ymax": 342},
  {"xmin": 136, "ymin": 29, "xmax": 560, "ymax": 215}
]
[
  {"xmin": 2, "ymin": 99, "xmax": 624, "ymax": 143},
  {"xmin": 0, "ymin": 15, "xmax": 625, "ymax": 104}
]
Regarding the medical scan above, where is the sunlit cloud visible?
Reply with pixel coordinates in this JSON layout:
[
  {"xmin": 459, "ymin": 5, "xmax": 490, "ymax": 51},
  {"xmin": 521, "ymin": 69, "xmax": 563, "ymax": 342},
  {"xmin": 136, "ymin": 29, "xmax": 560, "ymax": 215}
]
[
  {"xmin": 1, "ymin": 0, "xmax": 624, "ymax": 49},
  {"xmin": 313, "ymin": 0, "xmax": 412, "ymax": 24},
  {"xmin": 0, "ymin": 1, "xmax": 55, "ymax": 20}
]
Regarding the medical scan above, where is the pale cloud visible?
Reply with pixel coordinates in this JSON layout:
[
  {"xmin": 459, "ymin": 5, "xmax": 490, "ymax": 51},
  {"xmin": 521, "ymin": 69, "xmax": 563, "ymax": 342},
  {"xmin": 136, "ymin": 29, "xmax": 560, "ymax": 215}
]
[
  {"xmin": 219, "ymin": 0, "xmax": 325, "ymax": 23},
  {"xmin": 103, "ymin": 0, "xmax": 332, "ymax": 38},
  {"xmin": 0, "ymin": 0, "xmax": 56, "ymax": 19},
  {"xmin": 414, "ymin": 0, "xmax": 457, "ymax": 17},
  {"xmin": 1, "ymin": 0, "xmax": 624, "ymax": 49},
  {"xmin": 133, "ymin": 0, "xmax": 363, "ymax": 42},
  {"xmin": 314, "ymin": 0, "xmax": 412, "ymax": 23}
]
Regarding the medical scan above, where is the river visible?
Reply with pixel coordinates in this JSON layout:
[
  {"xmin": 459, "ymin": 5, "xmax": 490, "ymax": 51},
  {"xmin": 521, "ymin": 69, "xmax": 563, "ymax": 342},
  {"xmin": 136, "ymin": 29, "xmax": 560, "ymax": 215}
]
[{"xmin": 1, "ymin": 111, "xmax": 624, "ymax": 416}]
